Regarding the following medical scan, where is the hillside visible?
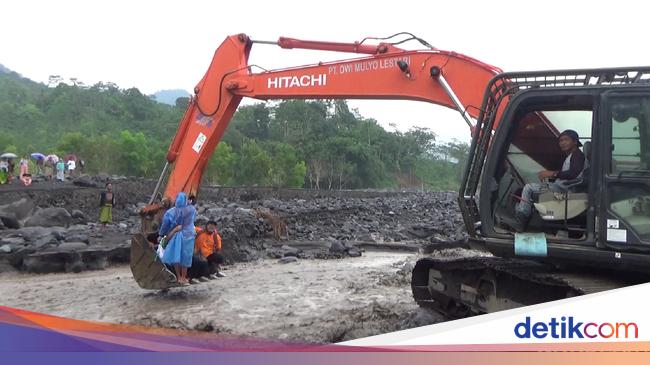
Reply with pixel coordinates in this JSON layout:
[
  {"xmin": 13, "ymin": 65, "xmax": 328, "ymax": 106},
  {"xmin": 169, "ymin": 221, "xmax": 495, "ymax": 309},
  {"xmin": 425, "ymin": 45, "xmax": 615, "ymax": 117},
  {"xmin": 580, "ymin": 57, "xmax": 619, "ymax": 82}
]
[
  {"xmin": 0, "ymin": 63, "xmax": 12, "ymax": 74},
  {"xmin": 0, "ymin": 70, "xmax": 467, "ymax": 189},
  {"xmin": 153, "ymin": 89, "xmax": 191, "ymax": 106}
]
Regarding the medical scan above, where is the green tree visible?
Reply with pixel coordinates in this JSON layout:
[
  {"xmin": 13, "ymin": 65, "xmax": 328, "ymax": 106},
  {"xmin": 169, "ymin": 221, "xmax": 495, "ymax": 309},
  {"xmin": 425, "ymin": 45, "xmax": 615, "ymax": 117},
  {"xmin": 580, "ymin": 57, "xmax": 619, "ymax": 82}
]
[
  {"xmin": 204, "ymin": 142, "xmax": 236, "ymax": 185},
  {"xmin": 0, "ymin": 133, "xmax": 14, "ymax": 152},
  {"xmin": 175, "ymin": 97, "xmax": 190, "ymax": 110},
  {"xmin": 267, "ymin": 142, "xmax": 307, "ymax": 188},
  {"xmin": 235, "ymin": 140, "xmax": 271, "ymax": 186},
  {"xmin": 56, "ymin": 132, "xmax": 86, "ymax": 156},
  {"xmin": 116, "ymin": 130, "xmax": 150, "ymax": 176}
]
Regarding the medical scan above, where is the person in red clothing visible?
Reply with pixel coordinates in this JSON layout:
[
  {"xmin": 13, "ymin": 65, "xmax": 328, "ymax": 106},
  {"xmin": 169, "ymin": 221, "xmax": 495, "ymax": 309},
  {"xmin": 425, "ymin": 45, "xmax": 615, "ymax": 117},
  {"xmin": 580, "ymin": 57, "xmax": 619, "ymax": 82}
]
[{"xmin": 188, "ymin": 220, "xmax": 226, "ymax": 281}]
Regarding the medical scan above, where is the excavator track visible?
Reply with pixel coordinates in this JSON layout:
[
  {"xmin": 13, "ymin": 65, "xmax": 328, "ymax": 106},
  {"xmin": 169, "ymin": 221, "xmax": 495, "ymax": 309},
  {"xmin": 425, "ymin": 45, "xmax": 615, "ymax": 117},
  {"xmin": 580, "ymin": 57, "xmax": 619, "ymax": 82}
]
[{"xmin": 411, "ymin": 255, "xmax": 634, "ymax": 319}]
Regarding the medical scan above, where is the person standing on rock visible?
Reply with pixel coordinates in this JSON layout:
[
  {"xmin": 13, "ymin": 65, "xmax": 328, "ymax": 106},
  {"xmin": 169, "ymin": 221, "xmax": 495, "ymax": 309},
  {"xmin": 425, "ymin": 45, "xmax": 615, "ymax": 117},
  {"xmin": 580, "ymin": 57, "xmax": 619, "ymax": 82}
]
[
  {"xmin": 0, "ymin": 159, "xmax": 8, "ymax": 184},
  {"xmin": 19, "ymin": 156, "xmax": 32, "ymax": 186},
  {"xmin": 19, "ymin": 156, "xmax": 29, "ymax": 178},
  {"xmin": 159, "ymin": 192, "xmax": 196, "ymax": 285},
  {"xmin": 66, "ymin": 159, "xmax": 76, "ymax": 177},
  {"xmin": 7, "ymin": 158, "xmax": 15, "ymax": 183},
  {"xmin": 44, "ymin": 160, "xmax": 53, "ymax": 180},
  {"xmin": 99, "ymin": 182, "xmax": 116, "ymax": 229},
  {"xmin": 55, "ymin": 159, "xmax": 65, "ymax": 182}
]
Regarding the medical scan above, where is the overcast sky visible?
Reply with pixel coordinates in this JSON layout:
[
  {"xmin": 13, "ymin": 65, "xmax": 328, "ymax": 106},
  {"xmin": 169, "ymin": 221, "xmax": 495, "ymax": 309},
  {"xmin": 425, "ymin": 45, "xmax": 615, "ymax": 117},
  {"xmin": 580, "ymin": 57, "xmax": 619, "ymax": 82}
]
[{"xmin": 1, "ymin": 0, "xmax": 648, "ymax": 142}]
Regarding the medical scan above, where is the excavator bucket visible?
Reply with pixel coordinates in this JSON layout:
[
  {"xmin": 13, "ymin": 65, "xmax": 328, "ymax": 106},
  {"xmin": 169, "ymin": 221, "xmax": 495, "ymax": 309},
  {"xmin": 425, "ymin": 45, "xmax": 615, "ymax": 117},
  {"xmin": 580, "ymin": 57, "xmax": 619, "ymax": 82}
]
[{"xmin": 130, "ymin": 233, "xmax": 179, "ymax": 290}]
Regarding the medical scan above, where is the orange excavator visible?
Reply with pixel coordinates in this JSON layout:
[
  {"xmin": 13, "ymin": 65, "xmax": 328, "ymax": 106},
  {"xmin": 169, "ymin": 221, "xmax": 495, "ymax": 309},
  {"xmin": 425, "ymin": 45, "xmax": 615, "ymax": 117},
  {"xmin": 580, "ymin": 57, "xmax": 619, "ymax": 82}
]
[{"xmin": 131, "ymin": 33, "xmax": 650, "ymax": 317}]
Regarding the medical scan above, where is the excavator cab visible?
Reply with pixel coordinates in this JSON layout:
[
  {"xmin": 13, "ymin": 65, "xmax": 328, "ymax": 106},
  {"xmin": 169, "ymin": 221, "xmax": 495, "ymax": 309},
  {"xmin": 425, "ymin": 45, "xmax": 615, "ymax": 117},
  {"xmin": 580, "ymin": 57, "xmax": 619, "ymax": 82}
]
[
  {"xmin": 413, "ymin": 68, "xmax": 650, "ymax": 316},
  {"xmin": 491, "ymin": 100, "xmax": 594, "ymax": 238},
  {"xmin": 456, "ymin": 68, "xmax": 650, "ymax": 260}
]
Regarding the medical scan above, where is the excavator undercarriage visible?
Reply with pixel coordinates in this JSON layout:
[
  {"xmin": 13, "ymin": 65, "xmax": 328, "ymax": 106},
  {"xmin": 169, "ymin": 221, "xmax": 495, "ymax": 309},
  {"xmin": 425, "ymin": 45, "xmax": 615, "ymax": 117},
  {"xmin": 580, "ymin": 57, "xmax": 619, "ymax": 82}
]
[{"xmin": 411, "ymin": 252, "xmax": 639, "ymax": 318}]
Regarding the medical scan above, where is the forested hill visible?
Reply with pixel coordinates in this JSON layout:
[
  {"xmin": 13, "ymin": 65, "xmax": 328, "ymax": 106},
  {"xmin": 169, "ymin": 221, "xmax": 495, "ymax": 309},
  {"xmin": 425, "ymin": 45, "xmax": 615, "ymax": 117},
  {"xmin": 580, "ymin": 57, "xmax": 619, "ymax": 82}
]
[{"xmin": 0, "ymin": 69, "xmax": 468, "ymax": 190}]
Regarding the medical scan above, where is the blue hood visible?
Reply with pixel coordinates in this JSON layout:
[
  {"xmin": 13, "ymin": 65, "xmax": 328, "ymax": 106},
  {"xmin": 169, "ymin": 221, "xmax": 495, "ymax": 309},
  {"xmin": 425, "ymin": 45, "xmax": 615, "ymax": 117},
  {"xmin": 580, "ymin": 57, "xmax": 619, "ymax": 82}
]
[{"xmin": 175, "ymin": 192, "xmax": 187, "ymax": 208}]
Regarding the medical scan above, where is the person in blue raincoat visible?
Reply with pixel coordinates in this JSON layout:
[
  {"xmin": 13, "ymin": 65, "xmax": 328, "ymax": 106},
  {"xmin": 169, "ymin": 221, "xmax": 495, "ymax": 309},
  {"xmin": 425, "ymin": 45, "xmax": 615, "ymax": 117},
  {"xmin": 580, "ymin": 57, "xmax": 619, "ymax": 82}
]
[{"xmin": 158, "ymin": 192, "xmax": 196, "ymax": 285}]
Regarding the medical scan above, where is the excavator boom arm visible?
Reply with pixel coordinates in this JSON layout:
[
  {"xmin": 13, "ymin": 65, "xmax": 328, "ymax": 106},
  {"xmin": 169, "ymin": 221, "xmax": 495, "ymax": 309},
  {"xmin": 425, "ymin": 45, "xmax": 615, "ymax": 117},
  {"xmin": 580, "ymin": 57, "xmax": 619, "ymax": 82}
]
[{"xmin": 160, "ymin": 33, "xmax": 502, "ymax": 202}]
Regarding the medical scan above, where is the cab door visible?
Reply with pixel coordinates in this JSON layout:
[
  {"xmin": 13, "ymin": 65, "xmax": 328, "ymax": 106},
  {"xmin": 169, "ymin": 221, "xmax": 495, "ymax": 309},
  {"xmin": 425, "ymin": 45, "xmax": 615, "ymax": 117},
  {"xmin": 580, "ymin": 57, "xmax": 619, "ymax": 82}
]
[{"xmin": 600, "ymin": 92, "xmax": 650, "ymax": 248}]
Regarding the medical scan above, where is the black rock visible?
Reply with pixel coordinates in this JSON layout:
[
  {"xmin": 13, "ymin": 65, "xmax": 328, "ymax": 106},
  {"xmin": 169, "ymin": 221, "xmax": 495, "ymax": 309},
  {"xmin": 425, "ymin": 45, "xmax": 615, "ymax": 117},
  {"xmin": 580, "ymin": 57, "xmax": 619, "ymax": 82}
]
[
  {"xmin": 65, "ymin": 260, "xmax": 85, "ymax": 273},
  {"xmin": 30, "ymin": 235, "xmax": 59, "ymax": 249},
  {"xmin": 25, "ymin": 208, "xmax": 72, "ymax": 228},
  {"xmin": 65, "ymin": 234, "xmax": 90, "ymax": 244},
  {"xmin": 281, "ymin": 245, "xmax": 300, "ymax": 257},
  {"xmin": 195, "ymin": 214, "xmax": 209, "ymax": 226},
  {"xmin": 329, "ymin": 240, "xmax": 346, "ymax": 253},
  {"xmin": 71, "ymin": 210, "xmax": 86, "ymax": 220},
  {"xmin": 347, "ymin": 248, "xmax": 362, "ymax": 257},
  {"xmin": 278, "ymin": 256, "xmax": 298, "ymax": 264},
  {"xmin": 205, "ymin": 207, "xmax": 226, "ymax": 217},
  {"xmin": 22, "ymin": 253, "xmax": 67, "ymax": 273},
  {"xmin": 57, "ymin": 241, "xmax": 89, "ymax": 251},
  {"xmin": 0, "ymin": 237, "xmax": 25, "ymax": 246},
  {"xmin": 17, "ymin": 227, "xmax": 66, "ymax": 242},
  {"xmin": 72, "ymin": 176, "xmax": 97, "ymax": 187},
  {"xmin": 0, "ymin": 198, "xmax": 35, "ymax": 229}
]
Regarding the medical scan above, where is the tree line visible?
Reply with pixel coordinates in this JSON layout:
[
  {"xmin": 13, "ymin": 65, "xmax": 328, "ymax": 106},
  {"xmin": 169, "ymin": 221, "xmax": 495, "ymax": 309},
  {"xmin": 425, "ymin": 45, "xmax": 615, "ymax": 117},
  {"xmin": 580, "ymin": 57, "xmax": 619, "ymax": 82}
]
[{"xmin": 0, "ymin": 71, "xmax": 469, "ymax": 190}]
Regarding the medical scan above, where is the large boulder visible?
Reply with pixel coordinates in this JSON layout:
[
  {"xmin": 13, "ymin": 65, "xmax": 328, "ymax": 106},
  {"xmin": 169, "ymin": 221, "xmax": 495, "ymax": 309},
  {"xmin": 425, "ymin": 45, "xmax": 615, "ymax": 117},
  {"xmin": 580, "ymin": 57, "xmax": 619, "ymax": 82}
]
[
  {"xmin": 57, "ymin": 241, "xmax": 89, "ymax": 251},
  {"xmin": 71, "ymin": 210, "xmax": 86, "ymax": 220},
  {"xmin": 22, "ymin": 251, "xmax": 73, "ymax": 273},
  {"xmin": 72, "ymin": 176, "xmax": 98, "ymax": 187},
  {"xmin": 0, "ymin": 237, "xmax": 25, "ymax": 246},
  {"xmin": 281, "ymin": 245, "xmax": 300, "ymax": 257},
  {"xmin": 278, "ymin": 256, "xmax": 298, "ymax": 264},
  {"xmin": 65, "ymin": 233, "xmax": 90, "ymax": 244},
  {"xmin": 29, "ymin": 235, "xmax": 59, "ymax": 249},
  {"xmin": 329, "ymin": 240, "xmax": 346, "ymax": 253},
  {"xmin": 25, "ymin": 208, "xmax": 72, "ymax": 228},
  {"xmin": 16, "ymin": 226, "xmax": 66, "ymax": 242},
  {"xmin": 0, "ymin": 198, "xmax": 36, "ymax": 229}
]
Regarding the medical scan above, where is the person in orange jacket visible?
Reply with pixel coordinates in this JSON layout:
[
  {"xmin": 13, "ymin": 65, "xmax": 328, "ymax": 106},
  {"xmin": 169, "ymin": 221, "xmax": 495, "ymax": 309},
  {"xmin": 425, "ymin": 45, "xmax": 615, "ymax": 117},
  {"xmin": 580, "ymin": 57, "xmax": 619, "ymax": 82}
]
[{"xmin": 189, "ymin": 220, "xmax": 226, "ymax": 280}]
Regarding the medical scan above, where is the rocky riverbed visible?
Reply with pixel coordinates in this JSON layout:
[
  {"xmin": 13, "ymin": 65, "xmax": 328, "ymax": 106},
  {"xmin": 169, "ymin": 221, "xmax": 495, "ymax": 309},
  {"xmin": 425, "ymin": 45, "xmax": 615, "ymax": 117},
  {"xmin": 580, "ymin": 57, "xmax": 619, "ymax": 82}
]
[
  {"xmin": 0, "ymin": 176, "xmax": 474, "ymax": 342},
  {"xmin": 0, "ymin": 177, "xmax": 467, "ymax": 273}
]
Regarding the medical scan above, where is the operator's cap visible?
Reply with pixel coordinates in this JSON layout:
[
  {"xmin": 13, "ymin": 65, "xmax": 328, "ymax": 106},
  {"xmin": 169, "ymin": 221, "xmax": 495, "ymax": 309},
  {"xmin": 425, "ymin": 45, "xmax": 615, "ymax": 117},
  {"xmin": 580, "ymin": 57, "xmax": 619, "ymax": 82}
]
[{"xmin": 558, "ymin": 129, "xmax": 582, "ymax": 147}]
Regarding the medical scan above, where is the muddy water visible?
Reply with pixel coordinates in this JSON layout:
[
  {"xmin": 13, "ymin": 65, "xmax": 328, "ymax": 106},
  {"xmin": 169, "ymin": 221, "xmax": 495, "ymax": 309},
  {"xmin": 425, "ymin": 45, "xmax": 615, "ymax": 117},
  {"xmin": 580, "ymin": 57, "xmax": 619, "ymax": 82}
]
[{"xmin": 0, "ymin": 251, "xmax": 437, "ymax": 343}]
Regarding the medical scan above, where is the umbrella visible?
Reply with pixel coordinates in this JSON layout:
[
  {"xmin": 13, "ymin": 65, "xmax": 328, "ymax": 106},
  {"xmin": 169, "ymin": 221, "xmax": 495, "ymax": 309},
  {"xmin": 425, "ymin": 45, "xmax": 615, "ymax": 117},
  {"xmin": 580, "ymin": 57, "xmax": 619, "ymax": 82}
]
[
  {"xmin": 0, "ymin": 152, "xmax": 17, "ymax": 159},
  {"xmin": 45, "ymin": 154, "xmax": 59, "ymax": 163},
  {"xmin": 31, "ymin": 152, "xmax": 45, "ymax": 160}
]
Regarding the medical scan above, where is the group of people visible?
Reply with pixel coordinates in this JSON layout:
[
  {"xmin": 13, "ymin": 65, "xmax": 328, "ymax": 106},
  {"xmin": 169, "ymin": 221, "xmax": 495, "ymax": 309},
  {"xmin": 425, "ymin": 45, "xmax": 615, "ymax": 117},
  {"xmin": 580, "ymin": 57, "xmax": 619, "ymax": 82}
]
[
  {"xmin": 150, "ymin": 192, "xmax": 226, "ymax": 285},
  {"xmin": 0, "ymin": 156, "xmax": 33, "ymax": 185},
  {"xmin": 0, "ymin": 158, "xmax": 15, "ymax": 184},
  {"xmin": 0, "ymin": 154, "xmax": 85, "ymax": 186},
  {"xmin": 44, "ymin": 158, "xmax": 81, "ymax": 181}
]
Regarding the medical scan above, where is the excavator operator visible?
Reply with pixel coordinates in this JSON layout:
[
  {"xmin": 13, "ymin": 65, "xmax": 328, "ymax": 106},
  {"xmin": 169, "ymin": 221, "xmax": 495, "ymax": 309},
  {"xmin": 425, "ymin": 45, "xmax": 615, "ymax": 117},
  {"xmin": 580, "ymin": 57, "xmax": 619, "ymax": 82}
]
[{"xmin": 511, "ymin": 129, "xmax": 586, "ymax": 231}]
